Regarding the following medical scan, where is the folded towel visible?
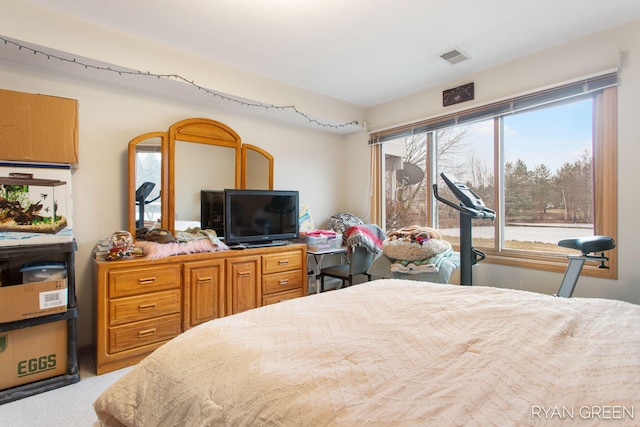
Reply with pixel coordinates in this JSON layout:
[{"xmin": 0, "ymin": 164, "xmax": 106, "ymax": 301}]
[
  {"xmin": 391, "ymin": 249, "xmax": 453, "ymax": 274},
  {"xmin": 390, "ymin": 247, "xmax": 454, "ymax": 274}
]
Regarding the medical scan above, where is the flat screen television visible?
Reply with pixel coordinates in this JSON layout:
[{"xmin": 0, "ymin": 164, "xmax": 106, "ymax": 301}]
[{"xmin": 224, "ymin": 189, "xmax": 299, "ymax": 247}]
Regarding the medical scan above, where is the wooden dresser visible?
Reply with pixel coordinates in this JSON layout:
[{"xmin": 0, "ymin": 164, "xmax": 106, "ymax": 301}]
[{"xmin": 95, "ymin": 243, "xmax": 307, "ymax": 374}]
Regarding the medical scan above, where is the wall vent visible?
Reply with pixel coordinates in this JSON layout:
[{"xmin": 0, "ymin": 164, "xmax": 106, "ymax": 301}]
[{"xmin": 440, "ymin": 49, "xmax": 469, "ymax": 65}]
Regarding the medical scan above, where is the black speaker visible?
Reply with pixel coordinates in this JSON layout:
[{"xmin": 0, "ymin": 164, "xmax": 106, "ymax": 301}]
[{"xmin": 200, "ymin": 190, "xmax": 224, "ymax": 237}]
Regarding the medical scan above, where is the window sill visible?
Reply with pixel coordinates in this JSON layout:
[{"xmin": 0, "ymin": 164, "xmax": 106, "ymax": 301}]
[{"xmin": 476, "ymin": 249, "xmax": 617, "ymax": 280}]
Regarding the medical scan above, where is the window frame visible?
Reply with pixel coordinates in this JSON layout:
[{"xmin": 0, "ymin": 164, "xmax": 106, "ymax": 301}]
[{"xmin": 370, "ymin": 75, "xmax": 618, "ymax": 279}]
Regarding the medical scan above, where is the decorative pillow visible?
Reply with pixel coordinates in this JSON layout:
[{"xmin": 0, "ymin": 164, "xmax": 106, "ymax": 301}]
[
  {"xmin": 382, "ymin": 237, "xmax": 452, "ymax": 261},
  {"xmin": 382, "ymin": 226, "xmax": 453, "ymax": 262}
]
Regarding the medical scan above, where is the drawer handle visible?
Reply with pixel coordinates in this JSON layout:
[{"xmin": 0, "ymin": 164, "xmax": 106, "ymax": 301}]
[
  {"xmin": 279, "ymin": 279, "xmax": 289, "ymax": 285},
  {"xmin": 198, "ymin": 276, "xmax": 213, "ymax": 283},
  {"xmin": 139, "ymin": 303, "xmax": 157, "ymax": 311},
  {"xmin": 138, "ymin": 277, "xmax": 157, "ymax": 285},
  {"xmin": 138, "ymin": 328, "xmax": 156, "ymax": 338},
  {"xmin": 238, "ymin": 271, "xmax": 251, "ymax": 277},
  {"xmin": 278, "ymin": 260, "xmax": 289, "ymax": 265}
]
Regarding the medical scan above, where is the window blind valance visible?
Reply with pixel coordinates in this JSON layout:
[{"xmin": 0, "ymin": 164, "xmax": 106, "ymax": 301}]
[{"xmin": 368, "ymin": 71, "xmax": 617, "ymax": 145}]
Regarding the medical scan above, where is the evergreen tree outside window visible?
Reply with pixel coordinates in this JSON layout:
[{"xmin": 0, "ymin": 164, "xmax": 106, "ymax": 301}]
[{"xmin": 371, "ymin": 73, "xmax": 617, "ymax": 278}]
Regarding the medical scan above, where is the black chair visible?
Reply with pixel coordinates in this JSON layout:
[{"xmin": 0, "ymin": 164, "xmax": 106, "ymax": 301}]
[{"xmin": 319, "ymin": 246, "xmax": 375, "ymax": 291}]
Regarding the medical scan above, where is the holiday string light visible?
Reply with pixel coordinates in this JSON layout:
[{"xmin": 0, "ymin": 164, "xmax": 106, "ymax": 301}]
[{"xmin": 1, "ymin": 36, "xmax": 359, "ymax": 130}]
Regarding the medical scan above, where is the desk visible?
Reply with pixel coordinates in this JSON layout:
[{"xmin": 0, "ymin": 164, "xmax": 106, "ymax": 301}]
[{"xmin": 307, "ymin": 247, "xmax": 347, "ymax": 293}]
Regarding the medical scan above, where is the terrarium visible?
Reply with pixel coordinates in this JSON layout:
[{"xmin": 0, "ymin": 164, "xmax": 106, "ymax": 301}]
[{"xmin": 0, "ymin": 173, "xmax": 68, "ymax": 234}]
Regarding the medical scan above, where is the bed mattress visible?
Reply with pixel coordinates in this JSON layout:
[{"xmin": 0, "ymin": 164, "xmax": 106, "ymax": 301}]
[{"xmin": 94, "ymin": 279, "xmax": 640, "ymax": 426}]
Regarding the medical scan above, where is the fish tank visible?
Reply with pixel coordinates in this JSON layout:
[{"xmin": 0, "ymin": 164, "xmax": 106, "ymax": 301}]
[{"xmin": 0, "ymin": 173, "xmax": 68, "ymax": 234}]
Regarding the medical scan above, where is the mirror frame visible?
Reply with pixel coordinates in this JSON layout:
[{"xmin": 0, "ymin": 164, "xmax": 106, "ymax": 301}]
[
  {"xmin": 128, "ymin": 118, "xmax": 274, "ymax": 237},
  {"xmin": 168, "ymin": 118, "xmax": 242, "ymax": 234},
  {"xmin": 242, "ymin": 144, "xmax": 274, "ymax": 190},
  {"xmin": 128, "ymin": 131, "xmax": 168, "ymax": 235}
]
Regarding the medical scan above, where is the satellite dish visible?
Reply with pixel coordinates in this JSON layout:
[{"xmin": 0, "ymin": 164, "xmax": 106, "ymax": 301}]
[{"xmin": 396, "ymin": 162, "xmax": 424, "ymax": 186}]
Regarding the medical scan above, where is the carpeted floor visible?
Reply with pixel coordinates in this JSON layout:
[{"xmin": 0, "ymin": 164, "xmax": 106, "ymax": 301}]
[{"xmin": 0, "ymin": 353, "xmax": 132, "ymax": 426}]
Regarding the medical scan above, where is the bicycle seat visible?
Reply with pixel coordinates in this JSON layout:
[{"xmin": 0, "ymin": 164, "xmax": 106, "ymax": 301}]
[{"xmin": 557, "ymin": 236, "xmax": 615, "ymax": 255}]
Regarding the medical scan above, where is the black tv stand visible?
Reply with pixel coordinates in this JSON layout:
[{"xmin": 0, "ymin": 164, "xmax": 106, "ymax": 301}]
[{"xmin": 244, "ymin": 240, "xmax": 289, "ymax": 248}]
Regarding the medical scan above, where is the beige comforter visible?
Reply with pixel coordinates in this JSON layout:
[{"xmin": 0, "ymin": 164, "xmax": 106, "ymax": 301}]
[{"xmin": 94, "ymin": 280, "xmax": 640, "ymax": 426}]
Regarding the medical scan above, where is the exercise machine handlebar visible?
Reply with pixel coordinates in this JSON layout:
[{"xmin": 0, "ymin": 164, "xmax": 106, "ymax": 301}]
[{"xmin": 432, "ymin": 173, "xmax": 496, "ymax": 220}]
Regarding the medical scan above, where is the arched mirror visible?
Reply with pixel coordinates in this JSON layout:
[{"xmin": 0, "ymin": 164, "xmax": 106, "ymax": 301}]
[
  {"xmin": 242, "ymin": 144, "xmax": 274, "ymax": 190},
  {"xmin": 168, "ymin": 118, "xmax": 242, "ymax": 234},
  {"xmin": 128, "ymin": 118, "xmax": 275, "ymax": 237},
  {"xmin": 128, "ymin": 132, "xmax": 168, "ymax": 235}
]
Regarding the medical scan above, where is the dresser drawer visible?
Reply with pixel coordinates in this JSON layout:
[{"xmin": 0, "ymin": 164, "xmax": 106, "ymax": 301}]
[
  {"xmin": 108, "ymin": 265, "xmax": 180, "ymax": 298},
  {"xmin": 262, "ymin": 250, "xmax": 303, "ymax": 274},
  {"xmin": 108, "ymin": 314, "xmax": 181, "ymax": 354},
  {"xmin": 109, "ymin": 289, "xmax": 181, "ymax": 327},
  {"xmin": 262, "ymin": 270, "xmax": 302, "ymax": 294},
  {"xmin": 262, "ymin": 288, "xmax": 303, "ymax": 306}
]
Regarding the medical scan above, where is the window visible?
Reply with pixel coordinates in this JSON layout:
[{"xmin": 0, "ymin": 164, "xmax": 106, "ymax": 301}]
[
  {"xmin": 370, "ymin": 74, "xmax": 617, "ymax": 278},
  {"xmin": 502, "ymin": 98, "xmax": 594, "ymax": 252}
]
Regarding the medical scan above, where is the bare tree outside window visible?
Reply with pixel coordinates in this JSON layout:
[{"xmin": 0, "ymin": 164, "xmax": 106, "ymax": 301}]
[{"xmin": 383, "ymin": 98, "xmax": 594, "ymax": 254}]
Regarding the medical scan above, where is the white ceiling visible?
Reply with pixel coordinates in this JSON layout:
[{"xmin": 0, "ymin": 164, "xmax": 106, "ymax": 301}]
[{"xmin": 16, "ymin": 0, "xmax": 640, "ymax": 108}]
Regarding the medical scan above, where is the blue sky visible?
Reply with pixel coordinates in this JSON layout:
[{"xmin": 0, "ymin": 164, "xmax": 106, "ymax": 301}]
[
  {"xmin": 464, "ymin": 98, "xmax": 593, "ymax": 174},
  {"xmin": 503, "ymin": 99, "xmax": 593, "ymax": 173}
]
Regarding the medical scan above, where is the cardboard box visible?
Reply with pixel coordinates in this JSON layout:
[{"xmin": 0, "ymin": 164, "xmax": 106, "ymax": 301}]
[
  {"xmin": 0, "ymin": 320, "xmax": 67, "ymax": 390},
  {"xmin": 0, "ymin": 88, "xmax": 78, "ymax": 165},
  {"xmin": 0, "ymin": 280, "xmax": 68, "ymax": 323}
]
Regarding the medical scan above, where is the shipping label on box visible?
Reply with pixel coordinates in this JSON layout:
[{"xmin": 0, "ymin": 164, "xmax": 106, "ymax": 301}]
[
  {"xmin": 0, "ymin": 280, "xmax": 67, "ymax": 323},
  {"xmin": 0, "ymin": 320, "xmax": 67, "ymax": 390},
  {"xmin": 39, "ymin": 289, "xmax": 68, "ymax": 310}
]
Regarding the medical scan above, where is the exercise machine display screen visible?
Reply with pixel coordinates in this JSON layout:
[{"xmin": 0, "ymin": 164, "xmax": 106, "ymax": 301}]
[{"xmin": 440, "ymin": 173, "xmax": 486, "ymax": 209}]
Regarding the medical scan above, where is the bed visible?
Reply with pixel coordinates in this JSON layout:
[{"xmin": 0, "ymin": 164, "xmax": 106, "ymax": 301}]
[{"xmin": 94, "ymin": 279, "xmax": 640, "ymax": 426}]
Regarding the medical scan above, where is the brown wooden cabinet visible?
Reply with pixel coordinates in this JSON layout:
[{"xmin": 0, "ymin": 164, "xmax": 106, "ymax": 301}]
[
  {"xmin": 261, "ymin": 249, "xmax": 305, "ymax": 305},
  {"xmin": 183, "ymin": 259, "xmax": 225, "ymax": 328},
  {"xmin": 96, "ymin": 262, "xmax": 182, "ymax": 374},
  {"xmin": 95, "ymin": 244, "xmax": 306, "ymax": 374},
  {"xmin": 226, "ymin": 255, "xmax": 261, "ymax": 316}
]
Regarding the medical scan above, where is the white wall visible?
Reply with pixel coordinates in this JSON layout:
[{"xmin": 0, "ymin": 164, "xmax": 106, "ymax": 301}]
[
  {"xmin": 3, "ymin": 1, "xmax": 640, "ymax": 349},
  {"xmin": 356, "ymin": 20, "xmax": 640, "ymax": 304},
  {"xmin": 1, "ymin": 2, "xmax": 369, "ymax": 348},
  {"xmin": 0, "ymin": 59, "xmax": 360, "ymax": 347}
]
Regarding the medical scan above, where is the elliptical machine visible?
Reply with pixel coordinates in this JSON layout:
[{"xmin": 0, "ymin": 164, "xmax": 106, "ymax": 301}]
[
  {"xmin": 433, "ymin": 172, "xmax": 616, "ymax": 296},
  {"xmin": 135, "ymin": 182, "xmax": 161, "ymax": 229},
  {"xmin": 432, "ymin": 173, "xmax": 495, "ymax": 286}
]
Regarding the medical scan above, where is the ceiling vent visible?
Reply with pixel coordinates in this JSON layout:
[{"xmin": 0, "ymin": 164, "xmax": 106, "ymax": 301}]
[{"xmin": 440, "ymin": 49, "xmax": 469, "ymax": 65}]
